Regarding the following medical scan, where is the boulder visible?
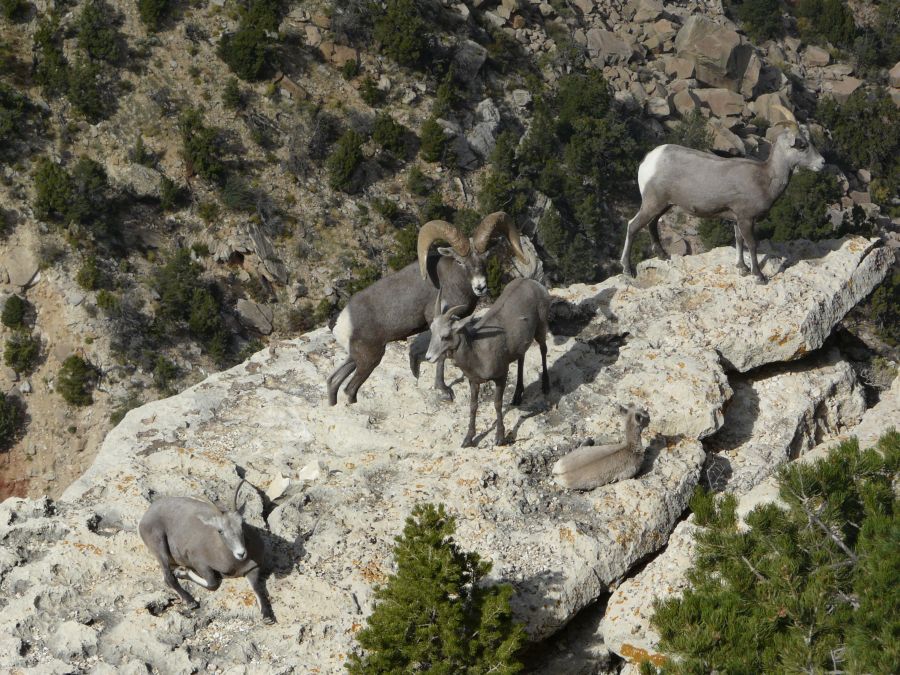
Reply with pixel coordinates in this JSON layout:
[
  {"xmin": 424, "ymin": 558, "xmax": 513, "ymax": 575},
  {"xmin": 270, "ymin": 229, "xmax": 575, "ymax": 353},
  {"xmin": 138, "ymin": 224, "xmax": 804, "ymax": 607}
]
[
  {"xmin": 630, "ymin": 0, "xmax": 664, "ymax": 23},
  {"xmin": 107, "ymin": 163, "xmax": 163, "ymax": 199},
  {"xmin": 49, "ymin": 621, "xmax": 99, "ymax": 660},
  {"xmin": 647, "ymin": 96, "xmax": 670, "ymax": 118},
  {"xmin": 708, "ymin": 116, "xmax": 745, "ymax": 155},
  {"xmin": 0, "ymin": 240, "xmax": 892, "ymax": 673},
  {"xmin": 466, "ymin": 99, "xmax": 501, "ymax": 159},
  {"xmin": 694, "ymin": 87, "xmax": 745, "ymax": 117},
  {"xmin": 890, "ymin": 61, "xmax": 900, "ymax": 88},
  {"xmin": 1, "ymin": 247, "xmax": 39, "ymax": 288},
  {"xmin": 586, "ymin": 28, "xmax": 636, "ymax": 65},
  {"xmin": 674, "ymin": 16, "xmax": 752, "ymax": 92},
  {"xmin": 453, "ymin": 40, "xmax": 488, "ymax": 81},
  {"xmin": 671, "ymin": 88, "xmax": 700, "ymax": 115},
  {"xmin": 803, "ymin": 45, "xmax": 830, "ymax": 67},
  {"xmin": 664, "ymin": 56, "xmax": 695, "ymax": 80},
  {"xmin": 739, "ymin": 52, "xmax": 762, "ymax": 98},
  {"xmin": 827, "ymin": 76, "xmax": 863, "ymax": 103},
  {"xmin": 573, "ymin": 0, "xmax": 594, "ymax": 14},
  {"xmin": 749, "ymin": 91, "xmax": 793, "ymax": 124},
  {"xmin": 235, "ymin": 298, "xmax": 274, "ymax": 334}
]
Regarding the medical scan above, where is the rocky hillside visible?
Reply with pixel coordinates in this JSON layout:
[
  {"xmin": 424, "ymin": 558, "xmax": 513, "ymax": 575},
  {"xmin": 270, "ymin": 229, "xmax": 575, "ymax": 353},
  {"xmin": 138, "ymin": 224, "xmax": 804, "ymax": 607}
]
[
  {"xmin": 0, "ymin": 239, "xmax": 895, "ymax": 673},
  {"xmin": 1, "ymin": 0, "xmax": 898, "ymax": 501}
]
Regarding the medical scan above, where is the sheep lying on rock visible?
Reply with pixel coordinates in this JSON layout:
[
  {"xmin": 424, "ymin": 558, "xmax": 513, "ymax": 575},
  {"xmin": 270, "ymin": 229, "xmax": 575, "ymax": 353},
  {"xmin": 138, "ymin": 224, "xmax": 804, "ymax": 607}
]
[
  {"xmin": 552, "ymin": 405, "xmax": 650, "ymax": 490},
  {"xmin": 138, "ymin": 481, "xmax": 275, "ymax": 623}
]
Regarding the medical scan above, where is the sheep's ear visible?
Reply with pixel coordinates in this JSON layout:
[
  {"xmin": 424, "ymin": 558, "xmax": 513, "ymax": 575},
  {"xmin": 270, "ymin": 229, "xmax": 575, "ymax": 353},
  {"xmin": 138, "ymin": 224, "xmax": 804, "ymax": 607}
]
[
  {"xmin": 437, "ymin": 246, "xmax": 457, "ymax": 259},
  {"xmin": 451, "ymin": 319, "xmax": 468, "ymax": 334}
]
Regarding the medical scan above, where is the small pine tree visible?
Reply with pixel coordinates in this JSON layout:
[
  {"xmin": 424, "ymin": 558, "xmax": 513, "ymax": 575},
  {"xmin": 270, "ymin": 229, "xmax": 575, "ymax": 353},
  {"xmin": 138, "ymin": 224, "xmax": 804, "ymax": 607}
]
[
  {"xmin": 179, "ymin": 108, "xmax": 227, "ymax": 185},
  {"xmin": 755, "ymin": 168, "xmax": 841, "ymax": 242},
  {"xmin": 371, "ymin": 113, "xmax": 406, "ymax": 156},
  {"xmin": 76, "ymin": 0, "xmax": 124, "ymax": 64},
  {"xmin": 57, "ymin": 355, "xmax": 99, "ymax": 406},
  {"xmin": 648, "ymin": 431, "xmax": 900, "ymax": 673},
  {"xmin": 347, "ymin": 503, "xmax": 526, "ymax": 674},
  {"xmin": 327, "ymin": 130, "xmax": 364, "ymax": 193},
  {"xmin": 137, "ymin": 0, "xmax": 171, "ymax": 31},
  {"xmin": 0, "ymin": 83, "xmax": 28, "ymax": 150},
  {"xmin": 4, "ymin": 331, "xmax": 40, "ymax": 376},
  {"xmin": 33, "ymin": 15, "xmax": 69, "ymax": 96},
  {"xmin": 1, "ymin": 294, "xmax": 28, "ymax": 328},
  {"xmin": 0, "ymin": 391, "xmax": 24, "ymax": 451},
  {"xmin": 373, "ymin": 0, "xmax": 430, "ymax": 68},
  {"xmin": 419, "ymin": 117, "xmax": 447, "ymax": 163}
]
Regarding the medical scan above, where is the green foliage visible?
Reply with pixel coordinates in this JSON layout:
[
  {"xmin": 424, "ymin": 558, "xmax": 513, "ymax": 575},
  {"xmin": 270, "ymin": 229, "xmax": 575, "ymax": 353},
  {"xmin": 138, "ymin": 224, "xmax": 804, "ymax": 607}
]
[
  {"xmin": 154, "ymin": 249, "xmax": 228, "ymax": 359},
  {"xmin": 817, "ymin": 90, "xmax": 899, "ymax": 186},
  {"xmin": 159, "ymin": 176, "xmax": 183, "ymax": 211},
  {"xmin": 388, "ymin": 222, "xmax": 417, "ymax": 270},
  {"xmin": 67, "ymin": 59, "xmax": 114, "ymax": 122},
  {"xmin": 179, "ymin": 108, "xmax": 227, "ymax": 184},
  {"xmin": 4, "ymin": 331, "xmax": 39, "ymax": 376},
  {"xmin": 76, "ymin": 255, "xmax": 110, "ymax": 291},
  {"xmin": 220, "ymin": 175, "xmax": 257, "ymax": 212},
  {"xmin": 730, "ymin": 0, "xmax": 785, "ymax": 42},
  {"xmin": 222, "ymin": 77, "xmax": 246, "ymax": 110},
  {"xmin": 152, "ymin": 354, "xmax": 178, "ymax": 393},
  {"xmin": 0, "ymin": 392, "xmax": 24, "ymax": 451},
  {"xmin": 697, "ymin": 218, "xmax": 734, "ymax": 250},
  {"xmin": 755, "ymin": 169, "xmax": 841, "ymax": 242},
  {"xmin": 0, "ymin": 0, "xmax": 27, "ymax": 21},
  {"xmin": 137, "ymin": 0, "xmax": 171, "ymax": 31},
  {"xmin": 420, "ymin": 192, "xmax": 452, "ymax": 222},
  {"xmin": 129, "ymin": 135, "xmax": 154, "ymax": 167},
  {"xmin": 406, "ymin": 166, "xmax": 431, "ymax": 196},
  {"xmin": 373, "ymin": 0, "xmax": 430, "ymax": 68},
  {"xmin": 33, "ymin": 15, "xmax": 69, "ymax": 96},
  {"xmin": 433, "ymin": 67, "xmax": 461, "ymax": 118},
  {"xmin": 664, "ymin": 109, "xmax": 713, "ymax": 151},
  {"xmin": 850, "ymin": 0, "xmax": 900, "ymax": 72},
  {"xmin": 419, "ymin": 117, "xmax": 447, "ymax": 163},
  {"xmin": 486, "ymin": 256, "xmax": 503, "ymax": 299},
  {"xmin": 453, "ymin": 208, "xmax": 481, "ymax": 236},
  {"xmin": 650, "ymin": 432, "xmax": 900, "ymax": 673},
  {"xmin": 341, "ymin": 59, "xmax": 360, "ymax": 80},
  {"xmin": 795, "ymin": 0, "xmax": 857, "ymax": 48},
  {"xmin": 57, "ymin": 355, "xmax": 99, "ymax": 406},
  {"xmin": 109, "ymin": 391, "xmax": 142, "ymax": 425},
  {"xmin": 867, "ymin": 272, "xmax": 900, "ymax": 346},
  {"xmin": 346, "ymin": 503, "xmax": 526, "ymax": 673},
  {"xmin": 197, "ymin": 200, "xmax": 220, "ymax": 223},
  {"xmin": 360, "ymin": 76, "xmax": 383, "ymax": 106},
  {"xmin": 0, "ymin": 83, "xmax": 28, "ymax": 150},
  {"xmin": 480, "ymin": 70, "xmax": 643, "ymax": 284},
  {"xmin": 1, "ymin": 294, "xmax": 27, "ymax": 329},
  {"xmin": 371, "ymin": 113, "xmax": 407, "ymax": 156},
  {"xmin": 344, "ymin": 264, "xmax": 381, "ymax": 299},
  {"xmin": 218, "ymin": 0, "xmax": 283, "ymax": 80},
  {"xmin": 77, "ymin": 0, "xmax": 124, "ymax": 64},
  {"xmin": 372, "ymin": 197, "xmax": 400, "ymax": 223},
  {"xmin": 96, "ymin": 289, "xmax": 120, "ymax": 314},
  {"xmin": 327, "ymin": 130, "xmax": 364, "ymax": 192},
  {"xmin": 33, "ymin": 158, "xmax": 72, "ymax": 223}
]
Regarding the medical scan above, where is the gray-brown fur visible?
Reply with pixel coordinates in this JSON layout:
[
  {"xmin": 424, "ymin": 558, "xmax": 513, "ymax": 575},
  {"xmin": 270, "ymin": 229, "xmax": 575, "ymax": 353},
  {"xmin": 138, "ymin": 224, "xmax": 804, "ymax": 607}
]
[
  {"xmin": 425, "ymin": 278, "xmax": 551, "ymax": 447},
  {"xmin": 138, "ymin": 482, "xmax": 275, "ymax": 623},
  {"xmin": 327, "ymin": 213, "xmax": 526, "ymax": 405},
  {"xmin": 620, "ymin": 126, "xmax": 825, "ymax": 284},
  {"xmin": 552, "ymin": 405, "xmax": 650, "ymax": 490}
]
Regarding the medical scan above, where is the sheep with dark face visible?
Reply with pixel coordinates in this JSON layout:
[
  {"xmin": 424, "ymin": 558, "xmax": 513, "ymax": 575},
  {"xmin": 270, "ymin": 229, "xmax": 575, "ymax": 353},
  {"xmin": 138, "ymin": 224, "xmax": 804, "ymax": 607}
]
[
  {"xmin": 425, "ymin": 277, "xmax": 551, "ymax": 447},
  {"xmin": 620, "ymin": 107, "xmax": 825, "ymax": 284},
  {"xmin": 327, "ymin": 212, "xmax": 528, "ymax": 405},
  {"xmin": 552, "ymin": 405, "xmax": 650, "ymax": 490},
  {"xmin": 138, "ymin": 481, "xmax": 275, "ymax": 624}
]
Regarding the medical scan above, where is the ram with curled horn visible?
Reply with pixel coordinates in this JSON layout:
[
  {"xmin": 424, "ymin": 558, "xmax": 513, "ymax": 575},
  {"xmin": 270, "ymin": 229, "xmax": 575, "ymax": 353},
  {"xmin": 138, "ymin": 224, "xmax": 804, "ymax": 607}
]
[
  {"xmin": 620, "ymin": 104, "xmax": 825, "ymax": 284},
  {"xmin": 327, "ymin": 211, "xmax": 529, "ymax": 405}
]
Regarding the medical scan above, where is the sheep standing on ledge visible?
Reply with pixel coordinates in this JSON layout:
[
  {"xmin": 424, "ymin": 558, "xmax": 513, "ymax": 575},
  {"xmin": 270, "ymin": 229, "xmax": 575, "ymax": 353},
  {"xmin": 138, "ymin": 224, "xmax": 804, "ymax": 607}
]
[
  {"xmin": 620, "ymin": 106, "xmax": 825, "ymax": 284},
  {"xmin": 552, "ymin": 405, "xmax": 650, "ymax": 490},
  {"xmin": 138, "ymin": 481, "xmax": 275, "ymax": 624}
]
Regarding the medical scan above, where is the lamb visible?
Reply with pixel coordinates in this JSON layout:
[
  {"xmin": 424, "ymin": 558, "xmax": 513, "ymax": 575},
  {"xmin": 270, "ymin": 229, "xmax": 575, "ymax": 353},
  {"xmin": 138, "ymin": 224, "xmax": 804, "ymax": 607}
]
[
  {"xmin": 552, "ymin": 405, "xmax": 650, "ymax": 490},
  {"xmin": 138, "ymin": 480, "xmax": 275, "ymax": 624},
  {"xmin": 425, "ymin": 277, "xmax": 550, "ymax": 447},
  {"xmin": 620, "ymin": 106, "xmax": 825, "ymax": 284},
  {"xmin": 327, "ymin": 212, "xmax": 528, "ymax": 405}
]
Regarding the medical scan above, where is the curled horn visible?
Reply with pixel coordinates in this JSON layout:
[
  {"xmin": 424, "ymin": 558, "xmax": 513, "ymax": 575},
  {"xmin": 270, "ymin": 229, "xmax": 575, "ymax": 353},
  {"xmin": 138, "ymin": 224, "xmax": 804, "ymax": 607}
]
[
  {"xmin": 433, "ymin": 288, "xmax": 443, "ymax": 319},
  {"xmin": 232, "ymin": 479, "xmax": 246, "ymax": 512},
  {"xmin": 417, "ymin": 220, "xmax": 471, "ymax": 280},
  {"xmin": 443, "ymin": 304, "xmax": 469, "ymax": 320},
  {"xmin": 472, "ymin": 212, "xmax": 528, "ymax": 264},
  {"xmin": 771, "ymin": 104, "xmax": 800, "ymax": 132}
]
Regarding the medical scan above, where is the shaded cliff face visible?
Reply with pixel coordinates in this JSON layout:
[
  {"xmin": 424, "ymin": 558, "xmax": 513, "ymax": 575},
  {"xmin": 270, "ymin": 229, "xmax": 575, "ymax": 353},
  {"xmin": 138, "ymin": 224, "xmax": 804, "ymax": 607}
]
[{"xmin": 0, "ymin": 238, "xmax": 893, "ymax": 673}]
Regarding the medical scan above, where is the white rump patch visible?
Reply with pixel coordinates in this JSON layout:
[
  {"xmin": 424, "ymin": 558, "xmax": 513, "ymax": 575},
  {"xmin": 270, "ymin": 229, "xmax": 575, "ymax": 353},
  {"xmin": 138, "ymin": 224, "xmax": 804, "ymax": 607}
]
[
  {"xmin": 637, "ymin": 145, "xmax": 667, "ymax": 195},
  {"xmin": 332, "ymin": 307, "xmax": 353, "ymax": 352}
]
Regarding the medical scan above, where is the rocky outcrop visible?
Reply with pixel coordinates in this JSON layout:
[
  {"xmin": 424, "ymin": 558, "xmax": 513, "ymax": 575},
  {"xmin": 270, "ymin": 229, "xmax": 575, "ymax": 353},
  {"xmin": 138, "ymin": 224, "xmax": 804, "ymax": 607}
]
[
  {"xmin": 0, "ymin": 239, "xmax": 891, "ymax": 673},
  {"xmin": 674, "ymin": 16, "xmax": 752, "ymax": 92},
  {"xmin": 602, "ymin": 371, "xmax": 900, "ymax": 667}
]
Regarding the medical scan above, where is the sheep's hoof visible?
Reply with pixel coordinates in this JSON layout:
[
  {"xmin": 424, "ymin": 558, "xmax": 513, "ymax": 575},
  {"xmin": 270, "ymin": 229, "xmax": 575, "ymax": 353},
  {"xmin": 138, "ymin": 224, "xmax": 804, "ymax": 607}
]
[
  {"xmin": 654, "ymin": 250, "xmax": 670, "ymax": 261},
  {"xmin": 736, "ymin": 265, "xmax": 749, "ymax": 277},
  {"xmin": 621, "ymin": 265, "xmax": 635, "ymax": 278},
  {"xmin": 461, "ymin": 436, "xmax": 475, "ymax": 448},
  {"xmin": 436, "ymin": 387, "xmax": 454, "ymax": 402},
  {"xmin": 495, "ymin": 435, "xmax": 509, "ymax": 447},
  {"xmin": 262, "ymin": 615, "xmax": 276, "ymax": 625},
  {"xmin": 753, "ymin": 275, "xmax": 768, "ymax": 285},
  {"xmin": 511, "ymin": 391, "xmax": 523, "ymax": 406}
]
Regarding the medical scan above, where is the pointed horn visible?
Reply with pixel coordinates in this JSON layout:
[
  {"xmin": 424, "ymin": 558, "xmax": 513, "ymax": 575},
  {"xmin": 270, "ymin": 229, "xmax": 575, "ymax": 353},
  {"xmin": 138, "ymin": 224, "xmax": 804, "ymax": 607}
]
[
  {"xmin": 433, "ymin": 288, "xmax": 443, "ymax": 319},
  {"xmin": 472, "ymin": 212, "xmax": 528, "ymax": 264},
  {"xmin": 232, "ymin": 479, "xmax": 246, "ymax": 512},
  {"xmin": 444, "ymin": 304, "xmax": 469, "ymax": 320},
  {"xmin": 417, "ymin": 220, "xmax": 470, "ymax": 280}
]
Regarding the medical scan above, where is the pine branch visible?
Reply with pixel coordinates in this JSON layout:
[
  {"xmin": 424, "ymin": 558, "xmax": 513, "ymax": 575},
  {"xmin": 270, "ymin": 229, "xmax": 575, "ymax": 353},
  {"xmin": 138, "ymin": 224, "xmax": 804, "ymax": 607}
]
[
  {"xmin": 741, "ymin": 555, "xmax": 767, "ymax": 583},
  {"xmin": 801, "ymin": 501, "xmax": 858, "ymax": 564}
]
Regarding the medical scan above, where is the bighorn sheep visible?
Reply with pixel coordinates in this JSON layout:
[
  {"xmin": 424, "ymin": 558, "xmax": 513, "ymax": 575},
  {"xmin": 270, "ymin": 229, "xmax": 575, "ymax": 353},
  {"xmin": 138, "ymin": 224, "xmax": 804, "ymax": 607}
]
[
  {"xmin": 425, "ymin": 278, "xmax": 550, "ymax": 447},
  {"xmin": 620, "ymin": 106, "xmax": 825, "ymax": 284},
  {"xmin": 138, "ymin": 481, "xmax": 275, "ymax": 624},
  {"xmin": 552, "ymin": 404, "xmax": 650, "ymax": 490},
  {"xmin": 327, "ymin": 212, "xmax": 528, "ymax": 405}
]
